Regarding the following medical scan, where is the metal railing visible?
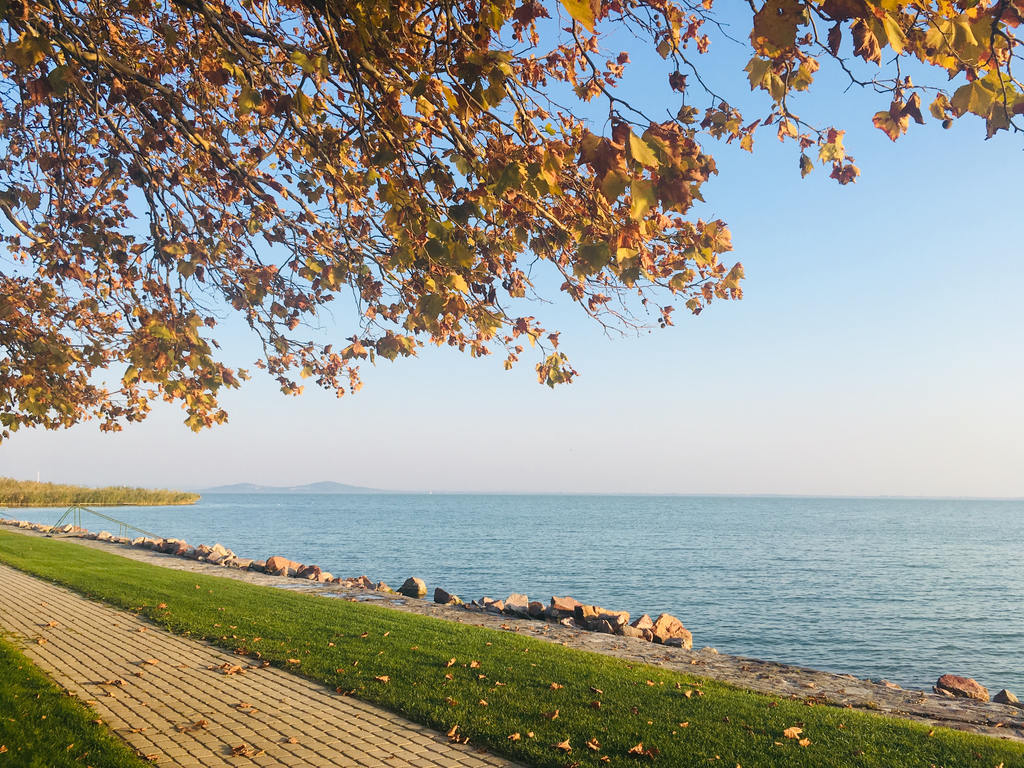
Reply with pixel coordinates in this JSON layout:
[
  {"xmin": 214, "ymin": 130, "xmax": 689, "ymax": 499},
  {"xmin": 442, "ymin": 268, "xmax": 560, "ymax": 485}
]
[{"xmin": 49, "ymin": 505, "xmax": 163, "ymax": 540}]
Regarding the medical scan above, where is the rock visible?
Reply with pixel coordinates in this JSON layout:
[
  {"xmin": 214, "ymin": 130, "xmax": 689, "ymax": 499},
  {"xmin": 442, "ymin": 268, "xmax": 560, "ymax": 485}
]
[
  {"xmin": 482, "ymin": 597, "xmax": 505, "ymax": 613},
  {"xmin": 161, "ymin": 539, "xmax": 190, "ymax": 556},
  {"xmin": 183, "ymin": 547, "xmax": 200, "ymax": 560},
  {"xmin": 96, "ymin": 531, "xmax": 114, "ymax": 541},
  {"xmin": 664, "ymin": 637, "xmax": 690, "ymax": 648},
  {"xmin": 211, "ymin": 542, "xmax": 231, "ymax": 559},
  {"xmin": 528, "ymin": 601, "xmax": 546, "ymax": 618},
  {"xmin": 196, "ymin": 544, "xmax": 214, "ymax": 558},
  {"xmin": 296, "ymin": 564, "xmax": 321, "ymax": 580},
  {"xmin": 315, "ymin": 571, "xmax": 333, "ymax": 583},
  {"xmin": 266, "ymin": 555, "xmax": 300, "ymax": 576},
  {"xmin": 352, "ymin": 575, "xmax": 373, "ymax": 589},
  {"xmin": 597, "ymin": 610, "xmax": 630, "ymax": 629},
  {"xmin": 630, "ymin": 614, "xmax": 654, "ymax": 631},
  {"xmin": 558, "ymin": 617, "xmax": 577, "ymax": 628},
  {"xmin": 619, "ymin": 625, "xmax": 646, "ymax": 639},
  {"xmin": 934, "ymin": 674, "xmax": 989, "ymax": 702},
  {"xmin": 548, "ymin": 596, "xmax": 580, "ymax": 617},
  {"xmin": 593, "ymin": 619, "xmax": 616, "ymax": 634},
  {"xmin": 993, "ymin": 689, "xmax": 1020, "ymax": 707},
  {"xmin": 504, "ymin": 593, "xmax": 530, "ymax": 616},
  {"xmin": 398, "ymin": 577, "xmax": 427, "ymax": 598},
  {"xmin": 233, "ymin": 558, "xmax": 254, "ymax": 570},
  {"xmin": 434, "ymin": 587, "xmax": 463, "ymax": 605},
  {"xmin": 573, "ymin": 604, "xmax": 602, "ymax": 624},
  {"xmin": 375, "ymin": 581, "xmax": 396, "ymax": 594},
  {"xmin": 642, "ymin": 629, "xmax": 654, "ymax": 642},
  {"xmin": 249, "ymin": 560, "xmax": 267, "ymax": 573},
  {"xmin": 651, "ymin": 613, "xmax": 692, "ymax": 649}
]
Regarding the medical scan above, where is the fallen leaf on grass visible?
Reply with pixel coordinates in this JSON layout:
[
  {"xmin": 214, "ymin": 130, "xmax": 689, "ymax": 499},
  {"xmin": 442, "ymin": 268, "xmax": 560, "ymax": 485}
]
[
  {"xmin": 445, "ymin": 697, "xmax": 458, "ymax": 707},
  {"xmin": 683, "ymin": 690, "xmax": 692, "ymax": 698},
  {"xmin": 550, "ymin": 682, "xmax": 564, "ymax": 690},
  {"xmin": 446, "ymin": 725, "xmax": 460, "ymax": 741},
  {"xmin": 359, "ymin": 632, "xmax": 369, "ymax": 638},
  {"xmin": 478, "ymin": 699, "xmax": 488, "ymax": 707},
  {"xmin": 590, "ymin": 700, "xmax": 602, "ymax": 709},
  {"xmin": 469, "ymin": 660, "xmax": 480, "ymax": 668},
  {"xmin": 445, "ymin": 658, "xmax": 456, "ymax": 668},
  {"xmin": 586, "ymin": 738, "xmax": 601, "ymax": 751},
  {"xmin": 0, "ymin": 746, "xmax": 7, "ymax": 754},
  {"xmin": 678, "ymin": 722, "xmax": 689, "ymax": 728},
  {"xmin": 783, "ymin": 727, "xmax": 802, "ymax": 739},
  {"xmin": 628, "ymin": 743, "xmax": 646, "ymax": 755},
  {"xmin": 553, "ymin": 739, "xmax": 572, "ymax": 753},
  {"xmin": 542, "ymin": 709, "xmax": 559, "ymax": 720},
  {"xmin": 157, "ymin": 603, "xmax": 167, "ymax": 609},
  {"xmin": 590, "ymin": 686, "xmax": 603, "ymax": 695},
  {"xmin": 507, "ymin": 733, "xmax": 521, "ymax": 741},
  {"xmin": 374, "ymin": 676, "xmax": 390, "ymax": 684},
  {"xmin": 798, "ymin": 738, "xmax": 812, "ymax": 747}
]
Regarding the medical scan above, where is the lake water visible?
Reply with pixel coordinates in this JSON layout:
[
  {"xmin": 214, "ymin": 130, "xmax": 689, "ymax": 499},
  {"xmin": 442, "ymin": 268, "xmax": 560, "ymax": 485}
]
[{"xmin": 10, "ymin": 494, "xmax": 1024, "ymax": 695}]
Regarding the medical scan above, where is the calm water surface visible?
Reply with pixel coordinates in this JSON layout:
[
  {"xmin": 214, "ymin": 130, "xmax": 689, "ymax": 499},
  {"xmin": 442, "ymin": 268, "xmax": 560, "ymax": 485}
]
[{"xmin": 14, "ymin": 495, "xmax": 1024, "ymax": 694}]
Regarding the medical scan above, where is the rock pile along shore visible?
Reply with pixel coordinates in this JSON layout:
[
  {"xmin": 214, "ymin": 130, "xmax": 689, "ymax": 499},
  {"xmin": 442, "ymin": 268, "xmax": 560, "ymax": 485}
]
[{"xmin": 3, "ymin": 516, "xmax": 1021, "ymax": 711}]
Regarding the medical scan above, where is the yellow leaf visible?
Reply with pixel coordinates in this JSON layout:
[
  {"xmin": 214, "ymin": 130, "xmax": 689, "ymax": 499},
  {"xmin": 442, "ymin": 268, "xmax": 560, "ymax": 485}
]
[
  {"xmin": 880, "ymin": 14, "xmax": 907, "ymax": 53},
  {"xmin": 628, "ymin": 132, "xmax": 659, "ymax": 167},
  {"xmin": 558, "ymin": 0, "xmax": 595, "ymax": 33},
  {"xmin": 783, "ymin": 726, "xmax": 802, "ymax": 739},
  {"xmin": 798, "ymin": 738, "xmax": 812, "ymax": 747},
  {"xmin": 553, "ymin": 739, "xmax": 572, "ymax": 753}
]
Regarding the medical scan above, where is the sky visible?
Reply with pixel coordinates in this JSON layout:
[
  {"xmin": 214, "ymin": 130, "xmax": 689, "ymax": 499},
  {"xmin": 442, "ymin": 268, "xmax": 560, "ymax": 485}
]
[{"xmin": 2, "ymin": 5, "xmax": 1022, "ymax": 496}]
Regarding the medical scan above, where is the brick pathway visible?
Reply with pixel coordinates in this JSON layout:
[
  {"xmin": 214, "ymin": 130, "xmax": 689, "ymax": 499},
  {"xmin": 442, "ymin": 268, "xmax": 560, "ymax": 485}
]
[{"xmin": 0, "ymin": 563, "xmax": 521, "ymax": 768}]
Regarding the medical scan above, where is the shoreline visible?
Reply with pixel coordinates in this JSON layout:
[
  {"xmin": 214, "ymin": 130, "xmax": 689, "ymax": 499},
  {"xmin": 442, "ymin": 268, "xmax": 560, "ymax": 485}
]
[{"xmin": 1, "ymin": 518, "xmax": 1021, "ymax": 743}]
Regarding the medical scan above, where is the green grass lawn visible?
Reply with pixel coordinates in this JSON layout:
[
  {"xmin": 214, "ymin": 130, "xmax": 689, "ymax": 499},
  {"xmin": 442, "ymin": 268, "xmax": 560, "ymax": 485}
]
[
  {"xmin": 1, "ymin": 530, "xmax": 1021, "ymax": 768},
  {"xmin": 0, "ymin": 635, "xmax": 148, "ymax": 768}
]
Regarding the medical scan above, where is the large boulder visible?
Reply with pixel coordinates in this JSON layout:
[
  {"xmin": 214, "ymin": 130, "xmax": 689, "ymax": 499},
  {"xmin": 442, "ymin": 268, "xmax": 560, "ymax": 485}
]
[
  {"xmin": 993, "ymin": 689, "xmax": 1021, "ymax": 707},
  {"xmin": 266, "ymin": 555, "xmax": 301, "ymax": 576},
  {"xmin": 934, "ymin": 674, "xmax": 990, "ymax": 702},
  {"xmin": 504, "ymin": 594, "xmax": 530, "ymax": 616},
  {"xmin": 398, "ymin": 577, "xmax": 427, "ymax": 598},
  {"xmin": 528, "ymin": 601, "xmax": 546, "ymax": 618},
  {"xmin": 597, "ymin": 610, "xmax": 630, "ymax": 629},
  {"xmin": 630, "ymin": 614, "xmax": 654, "ymax": 631},
  {"xmin": 651, "ymin": 613, "xmax": 692, "ymax": 649},
  {"xmin": 573, "ymin": 604, "xmax": 602, "ymax": 624},
  {"xmin": 619, "ymin": 624, "xmax": 646, "ymax": 639},
  {"xmin": 482, "ymin": 597, "xmax": 505, "ymax": 613},
  {"xmin": 548, "ymin": 596, "xmax": 580, "ymax": 618},
  {"xmin": 434, "ymin": 587, "xmax": 463, "ymax": 605},
  {"xmin": 296, "ymin": 564, "xmax": 322, "ymax": 580}
]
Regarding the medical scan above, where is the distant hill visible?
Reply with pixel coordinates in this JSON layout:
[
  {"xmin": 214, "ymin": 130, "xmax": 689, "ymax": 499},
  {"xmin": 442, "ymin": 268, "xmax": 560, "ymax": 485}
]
[{"xmin": 199, "ymin": 481, "xmax": 385, "ymax": 494}]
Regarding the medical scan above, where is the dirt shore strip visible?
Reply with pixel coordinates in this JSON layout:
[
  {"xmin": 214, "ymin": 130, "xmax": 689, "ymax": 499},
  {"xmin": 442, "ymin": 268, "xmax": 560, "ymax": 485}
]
[
  {"xmin": 0, "ymin": 562, "xmax": 521, "ymax": 768},
  {"xmin": 4, "ymin": 524, "xmax": 1023, "ymax": 743}
]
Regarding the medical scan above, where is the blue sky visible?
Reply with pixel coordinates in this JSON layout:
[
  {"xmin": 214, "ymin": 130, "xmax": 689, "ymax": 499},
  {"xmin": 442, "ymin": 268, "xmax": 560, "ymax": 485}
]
[{"xmin": 2, "ymin": 6, "xmax": 1022, "ymax": 496}]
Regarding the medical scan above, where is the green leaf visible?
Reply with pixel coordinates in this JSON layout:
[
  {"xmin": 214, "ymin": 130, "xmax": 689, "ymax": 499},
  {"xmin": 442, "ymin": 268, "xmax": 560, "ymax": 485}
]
[
  {"xmin": 629, "ymin": 179, "xmax": 656, "ymax": 220},
  {"xmin": 237, "ymin": 85, "xmax": 261, "ymax": 116},
  {"xmin": 880, "ymin": 14, "xmax": 907, "ymax": 54},
  {"xmin": 600, "ymin": 170, "xmax": 629, "ymax": 201},
  {"xmin": 628, "ymin": 132, "xmax": 659, "ymax": 168}
]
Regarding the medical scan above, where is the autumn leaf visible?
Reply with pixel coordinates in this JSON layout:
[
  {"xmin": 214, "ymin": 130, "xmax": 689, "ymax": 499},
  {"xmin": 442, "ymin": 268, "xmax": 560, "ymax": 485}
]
[
  {"xmin": 783, "ymin": 726, "xmax": 803, "ymax": 739},
  {"xmin": 508, "ymin": 733, "xmax": 521, "ymax": 741},
  {"xmin": 553, "ymin": 739, "xmax": 572, "ymax": 753},
  {"xmin": 542, "ymin": 709, "xmax": 559, "ymax": 720},
  {"xmin": 374, "ymin": 675, "xmax": 389, "ymax": 684},
  {"xmin": 587, "ymin": 738, "xmax": 601, "ymax": 751},
  {"xmin": 558, "ymin": 0, "xmax": 596, "ymax": 33},
  {"xmin": 549, "ymin": 682, "xmax": 564, "ymax": 690}
]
